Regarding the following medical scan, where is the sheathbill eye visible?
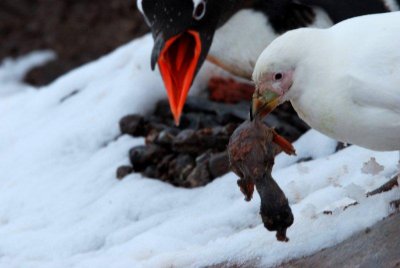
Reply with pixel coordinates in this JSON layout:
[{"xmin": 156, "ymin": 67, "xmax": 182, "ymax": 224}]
[{"xmin": 274, "ymin": 73, "xmax": 283, "ymax": 81}]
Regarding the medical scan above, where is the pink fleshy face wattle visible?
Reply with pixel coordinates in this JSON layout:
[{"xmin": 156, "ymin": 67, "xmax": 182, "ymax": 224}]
[{"xmin": 257, "ymin": 70, "xmax": 294, "ymax": 97}]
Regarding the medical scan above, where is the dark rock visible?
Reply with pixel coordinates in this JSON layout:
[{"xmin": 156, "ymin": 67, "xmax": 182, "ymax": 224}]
[
  {"xmin": 196, "ymin": 127, "xmax": 218, "ymax": 150},
  {"xmin": 169, "ymin": 154, "xmax": 195, "ymax": 185},
  {"xmin": 215, "ymin": 111, "xmax": 243, "ymax": 125},
  {"xmin": 202, "ymin": 126, "xmax": 231, "ymax": 151},
  {"xmin": 142, "ymin": 115, "xmax": 163, "ymax": 125},
  {"xmin": 116, "ymin": 165, "xmax": 133, "ymax": 180},
  {"xmin": 154, "ymin": 128, "xmax": 179, "ymax": 148},
  {"xmin": 185, "ymin": 162, "xmax": 211, "ymax": 188},
  {"xmin": 120, "ymin": 115, "xmax": 145, "ymax": 137},
  {"xmin": 172, "ymin": 125, "xmax": 238, "ymax": 155},
  {"xmin": 183, "ymin": 97, "xmax": 218, "ymax": 114},
  {"xmin": 179, "ymin": 113, "xmax": 220, "ymax": 129},
  {"xmin": 195, "ymin": 150, "xmax": 212, "ymax": 165},
  {"xmin": 147, "ymin": 122, "xmax": 170, "ymax": 136},
  {"xmin": 208, "ymin": 152, "xmax": 230, "ymax": 179},
  {"xmin": 154, "ymin": 99, "xmax": 173, "ymax": 119},
  {"xmin": 184, "ymin": 97, "xmax": 248, "ymax": 122},
  {"xmin": 145, "ymin": 129, "xmax": 160, "ymax": 145},
  {"xmin": 129, "ymin": 145, "xmax": 166, "ymax": 171},
  {"xmin": 142, "ymin": 165, "xmax": 158, "ymax": 179},
  {"xmin": 156, "ymin": 154, "xmax": 176, "ymax": 181},
  {"xmin": 129, "ymin": 145, "xmax": 146, "ymax": 171},
  {"xmin": 173, "ymin": 129, "xmax": 199, "ymax": 154}
]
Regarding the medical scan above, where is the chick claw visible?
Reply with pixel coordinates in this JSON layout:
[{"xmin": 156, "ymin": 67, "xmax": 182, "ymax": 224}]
[
  {"xmin": 272, "ymin": 130, "xmax": 296, "ymax": 156},
  {"xmin": 237, "ymin": 178, "xmax": 255, "ymax": 202}
]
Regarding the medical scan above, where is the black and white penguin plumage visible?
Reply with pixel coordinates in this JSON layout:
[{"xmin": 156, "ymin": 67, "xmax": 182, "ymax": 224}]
[{"xmin": 137, "ymin": 0, "xmax": 399, "ymax": 123}]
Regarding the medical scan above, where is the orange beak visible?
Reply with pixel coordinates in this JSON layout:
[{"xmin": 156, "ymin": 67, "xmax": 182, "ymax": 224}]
[{"xmin": 157, "ymin": 30, "xmax": 202, "ymax": 125}]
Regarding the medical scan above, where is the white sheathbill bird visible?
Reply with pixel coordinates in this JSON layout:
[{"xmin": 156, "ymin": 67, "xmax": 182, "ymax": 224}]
[
  {"xmin": 137, "ymin": 0, "xmax": 397, "ymax": 124},
  {"xmin": 251, "ymin": 11, "xmax": 400, "ymax": 207}
]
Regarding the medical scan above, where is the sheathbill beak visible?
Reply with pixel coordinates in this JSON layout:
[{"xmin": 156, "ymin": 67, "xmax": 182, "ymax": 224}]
[{"xmin": 251, "ymin": 90, "xmax": 280, "ymax": 120}]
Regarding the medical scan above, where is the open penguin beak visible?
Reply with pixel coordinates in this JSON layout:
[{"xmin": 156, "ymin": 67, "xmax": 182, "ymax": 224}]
[
  {"xmin": 251, "ymin": 91, "xmax": 280, "ymax": 120},
  {"xmin": 151, "ymin": 30, "xmax": 202, "ymax": 125}
]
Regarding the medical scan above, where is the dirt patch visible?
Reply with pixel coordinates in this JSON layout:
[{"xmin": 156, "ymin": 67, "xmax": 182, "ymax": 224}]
[
  {"xmin": 0, "ymin": 0, "xmax": 149, "ymax": 85},
  {"xmin": 281, "ymin": 212, "xmax": 400, "ymax": 267}
]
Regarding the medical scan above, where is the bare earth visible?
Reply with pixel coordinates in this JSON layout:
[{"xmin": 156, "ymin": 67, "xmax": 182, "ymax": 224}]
[
  {"xmin": 211, "ymin": 212, "xmax": 399, "ymax": 268},
  {"xmin": 280, "ymin": 212, "xmax": 400, "ymax": 268}
]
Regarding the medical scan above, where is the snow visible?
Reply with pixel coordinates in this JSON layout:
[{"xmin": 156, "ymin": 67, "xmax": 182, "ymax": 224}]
[
  {"xmin": 361, "ymin": 157, "xmax": 385, "ymax": 175},
  {"xmin": 0, "ymin": 34, "xmax": 399, "ymax": 268}
]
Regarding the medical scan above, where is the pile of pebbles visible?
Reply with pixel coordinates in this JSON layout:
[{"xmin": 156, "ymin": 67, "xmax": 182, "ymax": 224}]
[{"xmin": 117, "ymin": 96, "xmax": 309, "ymax": 187}]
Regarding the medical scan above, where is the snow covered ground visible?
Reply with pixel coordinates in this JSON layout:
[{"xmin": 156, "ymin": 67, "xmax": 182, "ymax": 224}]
[{"xmin": 0, "ymin": 35, "xmax": 398, "ymax": 268}]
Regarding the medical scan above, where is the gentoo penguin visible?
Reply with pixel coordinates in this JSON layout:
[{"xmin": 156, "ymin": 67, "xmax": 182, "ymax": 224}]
[{"xmin": 137, "ymin": 0, "xmax": 396, "ymax": 124}]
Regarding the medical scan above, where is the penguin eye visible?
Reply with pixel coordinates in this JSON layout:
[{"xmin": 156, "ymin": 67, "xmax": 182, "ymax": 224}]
[
  {"xmin": 274, "ymin": 73, "xmax": 283, "ymax": 81},
  {"xmin": 193, "ymin": 0, "xmax": 206, "ymax": 20}
]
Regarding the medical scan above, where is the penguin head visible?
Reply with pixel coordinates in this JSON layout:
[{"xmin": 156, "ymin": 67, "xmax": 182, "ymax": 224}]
[{"xmin": 138, "ymin": 0, "xmax": 227, "ymax": 125}]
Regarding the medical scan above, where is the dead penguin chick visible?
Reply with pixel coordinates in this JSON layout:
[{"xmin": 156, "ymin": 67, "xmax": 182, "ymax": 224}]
[
  {"xmin": 256, "ymin": 173, "xmax": 294, "ymax": 242},
  {"xmin": 228, "ymin": 119, "xmax": 295, "ymax": 201},
  {"xmin": 228, "ymin": 118, "xmax": 295, "ymax": 241}
]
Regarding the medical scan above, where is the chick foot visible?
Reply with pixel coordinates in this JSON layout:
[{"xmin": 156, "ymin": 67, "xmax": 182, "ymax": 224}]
[{"xmin": 237, "ymin": 178, "xmax": 254, "ymax": 202}]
